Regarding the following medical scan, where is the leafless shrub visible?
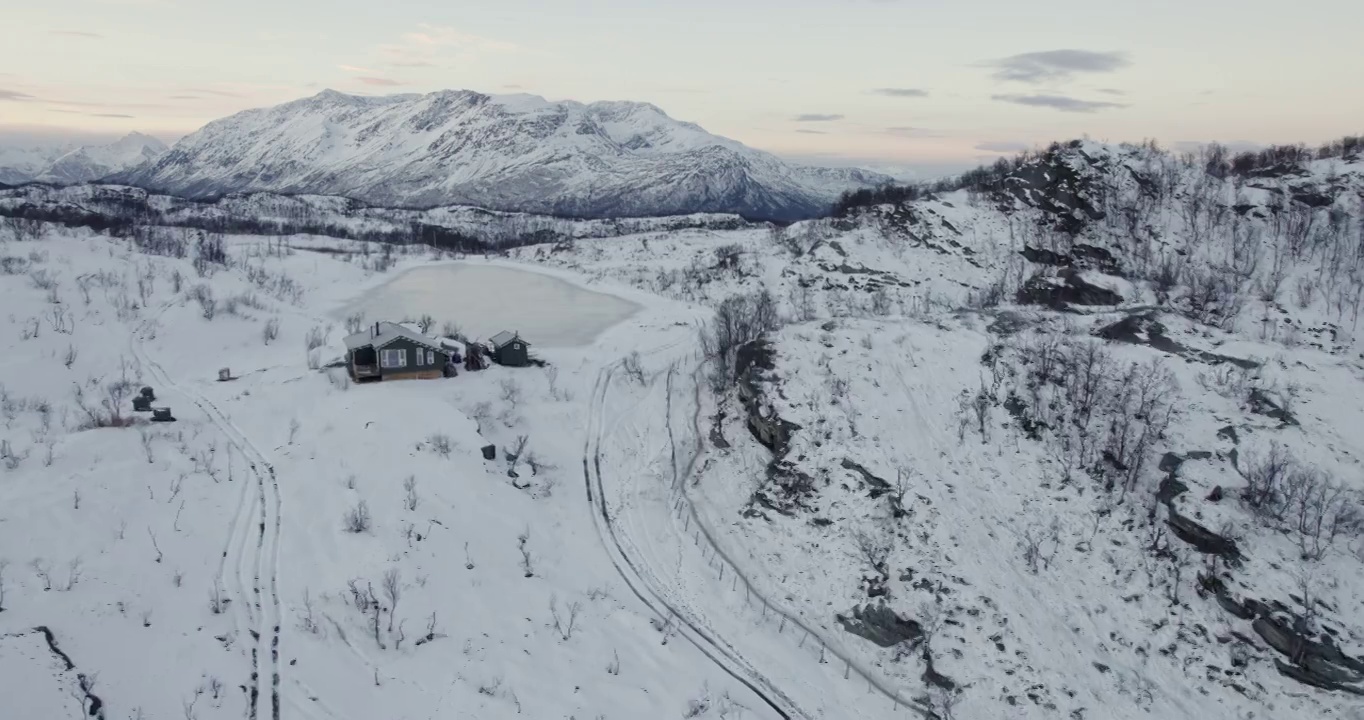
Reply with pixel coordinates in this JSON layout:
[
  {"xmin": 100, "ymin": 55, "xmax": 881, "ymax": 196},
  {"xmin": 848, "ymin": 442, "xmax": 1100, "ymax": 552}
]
[
  {"xmin": 304, "ymin": 325, "xmax": 327, "ymax": 353},
  {"xmin": 343, "ymin": 500, "xmax": 372, "ymax": 533},
  {"xmin": 345, "ymin": 312, "xmax": 366, "ymax": 335},
  {"xmin": 402, "ymin": 475, "xmax": 419, "ymax": 511},
  {"xmin": 189, "ymin": 284, "xmax": 216, "ymax": 320},
  {"xmin": 499, "ymin": 379, "xmax": 522, "ymax": 409},
  {"xmin": 440, "ymin": 320, "xmax": 461, "ymax": 339},
  {"xmin": 0, "ymin": 559, "xmax": 9, "ymax": 611},
  {"xmin": 262, "ymin": 318, "xmax": 281, "ymax": 345},
  {"xmin": 427, "ymin": 433, "xmax": 452, "ymax": 457},
  {"xmin": 548, "ymin": 595, "xmax": 582, "ymax": 640},
  {"xmin": 518, "ymin": 528, "xmax": 534, "ymax": 577},
  {"xmin": 63, "ymin": 344, "xmax": 78, "ymax": 369},
  {"xmin": 622, "ymin": 351, "xmax": 646, "ymax": 384},
  {"xmin": 606, "ymin": 649, "xmax": 620, "ymax": 675},
  {"xmin": 1019, "ymin": 519, "xmax": 1060, "ymax": 573}
]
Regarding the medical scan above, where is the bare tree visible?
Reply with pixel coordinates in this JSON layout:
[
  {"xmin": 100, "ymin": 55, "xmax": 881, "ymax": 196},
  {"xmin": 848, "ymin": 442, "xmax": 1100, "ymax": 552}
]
[
  {"xmin": 208, "ymin": 579, "xmax": 227, "ymax": 614},
  {"xmin": 0, "ymin": 558, "xmax": 8, "ymax": 612},
  {"xmin": 382, "ymin": 568, "xmax": 401, "ymax": 633}
]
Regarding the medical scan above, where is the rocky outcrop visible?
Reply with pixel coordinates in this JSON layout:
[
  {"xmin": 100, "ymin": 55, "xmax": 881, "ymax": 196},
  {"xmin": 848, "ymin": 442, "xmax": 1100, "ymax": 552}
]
[
  {"xmin": 1016, "ymin": 269, "xmax": 1122, "ymax": 308},
  {"xmin": 836, "ymin": 603, "xmax": 923, "ymax": 648},
  {"xmin": 1254, "ymin": 616, "xmax": 1364, "ymax": 694},
  {"xmin": 1166, "ymin": 509, "xmax": 1241, "ymax": 559}
]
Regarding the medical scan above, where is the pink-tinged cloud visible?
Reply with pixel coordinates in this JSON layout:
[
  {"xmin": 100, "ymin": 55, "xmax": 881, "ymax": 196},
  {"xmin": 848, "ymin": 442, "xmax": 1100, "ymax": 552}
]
[
  {"xmin": 338, "ymin": 65, "xmax": 377, "ymax": 74},
  {"xmin": 357, "ymin": 77, "xmax": 403, "ymax": 87},
  {"xmin": 50, "ymin": 30, "xmax": 103, "ymax": 38}
]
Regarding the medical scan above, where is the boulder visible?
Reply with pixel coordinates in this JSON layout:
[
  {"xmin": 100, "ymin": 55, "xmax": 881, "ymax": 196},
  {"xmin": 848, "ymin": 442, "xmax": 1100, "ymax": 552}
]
[
  {"xmin": 836, "ymin": 604, "xmax": 923, "ymax": 648},
  {"xmin": 1166, "ymin": 510, "xmax": 1240, "ymax": 559}
]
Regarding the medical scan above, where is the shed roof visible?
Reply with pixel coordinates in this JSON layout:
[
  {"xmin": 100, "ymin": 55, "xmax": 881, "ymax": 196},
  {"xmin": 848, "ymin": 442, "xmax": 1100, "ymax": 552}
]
[
  {"xmin": 489, "ymin": 330, "xmax": 529, "ymax": 348},
  {"xmin": 344, "ymin": 322, "xmax": 446, "ymax": 352}
]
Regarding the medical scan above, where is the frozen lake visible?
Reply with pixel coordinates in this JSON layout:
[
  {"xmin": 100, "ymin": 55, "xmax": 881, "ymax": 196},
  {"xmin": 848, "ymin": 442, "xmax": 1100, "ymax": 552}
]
[{"xmin": 335, "ymin": 263, "xmax": 640, "ymax": 347}]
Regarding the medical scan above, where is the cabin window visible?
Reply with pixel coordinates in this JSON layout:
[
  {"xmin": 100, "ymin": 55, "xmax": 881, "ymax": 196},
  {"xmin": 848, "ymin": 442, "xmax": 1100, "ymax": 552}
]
[
  {"xmin": 427, "ymin": 350, "xmax": 435, "ymax": 365},
  {"xmin": 380, "ymin": 348, "xmax": 407, "ymax": 368}
]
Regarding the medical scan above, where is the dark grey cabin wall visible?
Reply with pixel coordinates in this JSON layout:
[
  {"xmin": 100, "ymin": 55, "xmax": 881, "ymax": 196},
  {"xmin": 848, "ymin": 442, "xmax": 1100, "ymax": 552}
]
[
  {"xmin": 374, "ymin": 337, "xmax": 448, "ymax": 373},
  {"xmin": 496, "ymin": 340, "xmax": 529, "ymax": 367}
]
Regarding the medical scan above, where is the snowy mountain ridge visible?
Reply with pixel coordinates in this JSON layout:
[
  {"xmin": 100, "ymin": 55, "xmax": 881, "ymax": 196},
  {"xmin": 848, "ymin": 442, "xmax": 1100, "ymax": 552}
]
[
  {"xmin": 0, "ymin": 132, "xmax": 167, "ymax": 186},
  {"xmin": 112, "ymin": 88, "xmax": 892, "ymax": 220}
]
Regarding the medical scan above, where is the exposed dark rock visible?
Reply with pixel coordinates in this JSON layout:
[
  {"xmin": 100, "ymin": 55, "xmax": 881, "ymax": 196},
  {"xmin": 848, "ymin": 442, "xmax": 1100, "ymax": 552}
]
[
  {"xmin": 841, "ymin": 458, "xmax": 892, "ymax": 497},
  {"xmin": 1097, "ymin": 312, "xmax": 1260, "ymax": 369},
  {"xmin": 1218, "ymin": 425, "xmax": 1239, "ymax": 444},
  {"xmin": 836, "ymin": 604, "xmax": 923, "ymax": 648},
  {"xmin": 1166, "ymin": 509, "xmax": 1241, "ymax": 559},
  {"xmin": 1215, "ymin": 591, "xmax": 1257, "ymax": 620},
  {"xmin": 1248, "ymin": 388, "xmax": 1299, "ymax": 426},
  {"xmin": 1206, "ymin": 486, "xmax": 1224, "ymax": 502},
  {"xmin": 1156, "ymin": 475, "xmax": 1189, "ymax": 505},
  {"xmin": 1017, "ymin": 269, "xmax": 1122, "ymax": 308}
]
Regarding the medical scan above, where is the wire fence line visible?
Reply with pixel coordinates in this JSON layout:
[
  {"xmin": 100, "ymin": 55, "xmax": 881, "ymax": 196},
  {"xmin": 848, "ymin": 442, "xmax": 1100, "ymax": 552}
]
[{"xmin": 668, "ymin": 366, "xmax": 933, "ymax": 718}]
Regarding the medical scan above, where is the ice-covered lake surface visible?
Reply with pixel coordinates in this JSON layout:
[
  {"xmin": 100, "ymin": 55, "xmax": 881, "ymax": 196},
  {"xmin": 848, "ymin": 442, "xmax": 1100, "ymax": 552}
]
[{"xmin": 335, "ymin": 262, "xmax": 640, "ymax": 347}]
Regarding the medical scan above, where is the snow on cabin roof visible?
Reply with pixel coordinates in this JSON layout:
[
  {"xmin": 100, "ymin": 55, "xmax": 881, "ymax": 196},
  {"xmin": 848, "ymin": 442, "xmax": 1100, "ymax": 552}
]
[
  {"xmin": 344, "ymin": 321, "xmax": 444, "ymax": 351},
  {"xmin": 489, "ymin": 330, "xmax": 528, "ymax": 348}
]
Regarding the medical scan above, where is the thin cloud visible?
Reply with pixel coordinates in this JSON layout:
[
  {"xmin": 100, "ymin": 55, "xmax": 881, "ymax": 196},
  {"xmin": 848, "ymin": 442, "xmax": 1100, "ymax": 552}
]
[
  {"xmin": 90, "ymin": 112, "xmax": 134, "ymax": 118},
  {"xmin": 168, "ymin": 95, "xmax": 200, "ymax": 100},
  {"xmin": 1097, "ymin": 88, "xmax": 1126, "ymax": 96},
  {"xmin": 975, "ymin": 141, "xmax": 1031, "ymax": 153},
  {"xmin": 884, "ymin": 126, "xmax": 939, "ymax": 138},
  {"xmin": 185, "ymin": 88, "xmax": 244, "ymax": 97},
  {"xmin": 377, "ymin": 23, "xmax": 518, "ymax": 68},
  {"xmin": 794, "ymin": 113, "xmax": 844, "ymax": 122},
  {"xmin": 357, "ymin": 77, "xmax": 403, "ymax": 87},
  {"xmin": 991, "ymin": 93, "xmax": 1126, "ymax": 113},
  {"xmin": 986, "ymin": 49, "xmax": 1130, "ymax": 84},
  {"xmin": 796, "ymin": 129, "xmax": 827, "ymax": 135},
  {"xmin": 1, "ymin": 89, "xmax": 36, "ymax": 101},
  {"xmin": 50, "ymin": 30, "xmax": 103, "ymax": 38},
  {"xmin": 870, "ymin": 88, "xmax": 929, "ymax": 98},
  {"xmin": 338, "ymin": 65, "xmax": 378, "ymax": 74}
]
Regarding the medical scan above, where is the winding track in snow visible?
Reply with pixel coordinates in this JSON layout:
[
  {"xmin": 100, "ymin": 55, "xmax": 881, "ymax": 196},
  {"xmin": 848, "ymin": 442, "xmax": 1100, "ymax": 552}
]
[
  {"xmin": 583, "ymin": 356, "xmax": 807, "ymax": 720},
  {"xmin": 132, "ymin": 315, "xmax": 284, "ymax": 720}
]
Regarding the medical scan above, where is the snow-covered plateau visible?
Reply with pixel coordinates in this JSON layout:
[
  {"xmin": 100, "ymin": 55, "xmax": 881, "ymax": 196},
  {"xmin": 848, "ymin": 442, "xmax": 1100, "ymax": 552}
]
[{"xmin": 2, "ymin": 137, "xmax": 1364, "ymax": 720}]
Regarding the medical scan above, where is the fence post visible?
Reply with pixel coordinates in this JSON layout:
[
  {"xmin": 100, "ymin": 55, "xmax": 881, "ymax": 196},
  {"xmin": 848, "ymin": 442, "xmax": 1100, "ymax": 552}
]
[
  {"xmin": 719, "ymin": 564, "xmax": 724, "ymax": 581},
  {"xmin": 845, "ymin": 660, "xmax": 850, "ymax": 679},
  {"xmin": 731, "ymin": 575, "xmax": 737, "ymax": 591},
  {"xmin": 779, "ymin": 616, "xmax": 786, "ymax": 633}
]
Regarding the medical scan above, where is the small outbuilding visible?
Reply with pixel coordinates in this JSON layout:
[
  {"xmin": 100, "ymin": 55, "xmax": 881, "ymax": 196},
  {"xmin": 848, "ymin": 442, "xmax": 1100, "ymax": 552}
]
[
  {"xmin": 488, "ymin": 331, "xmax": 531, "ymax": 367},
  {"xmin": 344, "ymin": 321, "xmax": 452, "ymax": 382}
]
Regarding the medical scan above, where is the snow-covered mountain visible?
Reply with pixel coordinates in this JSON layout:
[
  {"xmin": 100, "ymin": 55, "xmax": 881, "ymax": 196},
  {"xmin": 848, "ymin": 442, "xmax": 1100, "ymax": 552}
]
[
  {"xmin": 113, "ymin": 89, "xmax": 891, "ymax": 220},
  {"xmin": 34, "ymin": 132, "xmax": 168, "ymax": 185},
  {"xmin": 0, "ymin": 141, "xmax": 74, "ymax": 185},
  {"xmin": 0, "ymin": 132, "xmax": 167, "ymax": 186}
]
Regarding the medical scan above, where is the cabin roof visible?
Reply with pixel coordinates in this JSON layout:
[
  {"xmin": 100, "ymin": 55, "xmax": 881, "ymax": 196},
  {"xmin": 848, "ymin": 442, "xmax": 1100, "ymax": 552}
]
[
  {"xmin": 489, "ymin": 330, "xmax": 529, "ymax": 348},
  {"xmin": 344, "ymin": 322, "xmax": 446, "ymax": 352}
]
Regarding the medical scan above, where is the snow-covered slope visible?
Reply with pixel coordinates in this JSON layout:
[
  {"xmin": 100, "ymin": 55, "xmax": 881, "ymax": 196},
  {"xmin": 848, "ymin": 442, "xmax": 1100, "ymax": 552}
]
[
  {"xmin": 34, "ymin": 132, "xmax": 168, "ymax": 185},
  {"xmin": 114, "ymin": 89, "xmax": 890, "ymax": 220},
  {"xmin": 507, "ymin": 139, "xmax": 1364, "ymax": 719}
]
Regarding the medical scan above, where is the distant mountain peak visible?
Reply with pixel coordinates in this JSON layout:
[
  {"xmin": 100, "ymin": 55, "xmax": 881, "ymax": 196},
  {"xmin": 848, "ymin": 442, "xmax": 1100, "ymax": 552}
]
[{"xmin": 114, "ymin": 89, "xmax": 891, "ymax": 219}]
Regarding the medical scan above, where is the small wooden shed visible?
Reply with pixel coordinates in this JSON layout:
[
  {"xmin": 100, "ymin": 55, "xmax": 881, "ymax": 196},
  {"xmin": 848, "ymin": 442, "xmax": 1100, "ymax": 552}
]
[{"xmin": 489, "ymin": 331, "xmax": 530, "ymax": 367}]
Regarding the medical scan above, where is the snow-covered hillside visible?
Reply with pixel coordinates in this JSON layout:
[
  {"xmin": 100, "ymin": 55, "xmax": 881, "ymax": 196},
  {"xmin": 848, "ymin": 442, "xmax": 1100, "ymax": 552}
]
[
  {"xmin": 0, "ymin": 133, "xmax": 167, "ymax": 186},
  {"xmin": 507, "ymin": 139, "xmax": 1364, "ymax": 718},
  {"xmin": 112, "ymin": 89, "xmax": 890, "ymax": 220}
]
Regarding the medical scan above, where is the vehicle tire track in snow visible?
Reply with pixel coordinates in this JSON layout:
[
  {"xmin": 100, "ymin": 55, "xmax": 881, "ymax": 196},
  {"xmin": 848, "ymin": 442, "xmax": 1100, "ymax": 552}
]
[
  {"xmin": 130, "ymin": 321, "xmax": 283, "ymax": 720},
  {"xmin": 584, "ymin": 361, "xmax": 803, "ymax": 720}
]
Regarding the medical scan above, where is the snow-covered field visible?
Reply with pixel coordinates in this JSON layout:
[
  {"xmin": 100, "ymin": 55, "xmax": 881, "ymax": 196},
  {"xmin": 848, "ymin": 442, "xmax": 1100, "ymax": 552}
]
[{"xmin": 0, "ymin": 227, "xmax": 794, "ymax": 720}]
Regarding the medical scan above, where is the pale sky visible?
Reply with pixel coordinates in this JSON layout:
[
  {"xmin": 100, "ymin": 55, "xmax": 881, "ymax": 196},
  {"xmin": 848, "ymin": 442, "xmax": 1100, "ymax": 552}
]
[{"xmin": 2, "ymin": 0, "xmax": 1361, "ymax": 174}]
